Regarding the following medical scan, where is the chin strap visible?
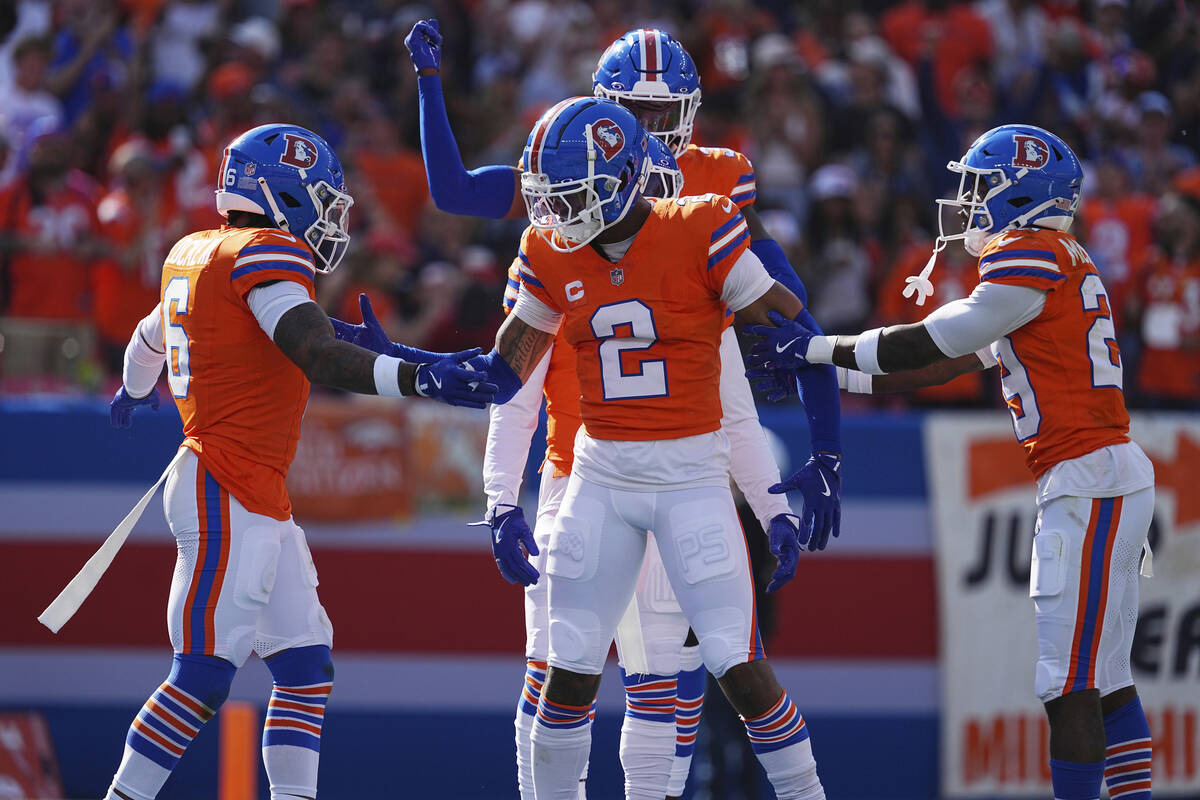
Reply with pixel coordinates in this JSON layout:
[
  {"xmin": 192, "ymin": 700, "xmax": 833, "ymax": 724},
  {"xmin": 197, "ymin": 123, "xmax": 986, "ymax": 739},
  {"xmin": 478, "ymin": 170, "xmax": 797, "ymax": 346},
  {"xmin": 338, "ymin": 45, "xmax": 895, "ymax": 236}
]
[
  {"xmin": 257, "ymin": 177, "xmax": 291, "ymax": 230},
  {"xmin": 903, "ymin": 238, "xmax": 945, "ymax": 307}
]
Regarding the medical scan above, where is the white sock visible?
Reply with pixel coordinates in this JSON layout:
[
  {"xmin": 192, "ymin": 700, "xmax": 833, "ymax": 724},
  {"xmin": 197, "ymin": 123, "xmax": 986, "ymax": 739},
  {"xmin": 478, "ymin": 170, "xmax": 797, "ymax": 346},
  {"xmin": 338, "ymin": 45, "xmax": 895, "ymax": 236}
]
[
  {"xmin": 515, "ymin": 701, "xmax": 537, "ymax": 800},
  {"xmin": 531, "ymin": 698, "xmax": 594, "ymax": 800},
  {"xmin": 619, "ymin": 716, "xmax": 677, "ymax": 799},
  {"xmin": 263, "ymin": 743, "xmax": 319, "ymax": 799},
  {"xmin": 107, "ymin": 746, "xmax": 170, "ymax": 800},
  {"xmin": 756, "ymin": 738, "xmax": 825, "ymax": 800}
]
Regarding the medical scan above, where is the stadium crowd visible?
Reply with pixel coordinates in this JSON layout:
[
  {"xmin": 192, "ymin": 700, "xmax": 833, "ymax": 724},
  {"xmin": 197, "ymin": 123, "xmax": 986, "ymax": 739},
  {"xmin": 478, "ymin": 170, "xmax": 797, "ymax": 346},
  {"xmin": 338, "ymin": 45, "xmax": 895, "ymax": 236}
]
[{"xmin": 0, "ymin": 0, "xmax": 1196, "ymax": 408}]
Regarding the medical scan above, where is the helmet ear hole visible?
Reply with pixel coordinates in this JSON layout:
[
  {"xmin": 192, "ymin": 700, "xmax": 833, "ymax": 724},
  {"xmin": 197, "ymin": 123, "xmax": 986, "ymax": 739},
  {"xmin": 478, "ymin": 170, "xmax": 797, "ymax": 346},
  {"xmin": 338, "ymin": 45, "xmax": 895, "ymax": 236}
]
[
  {"xmin": 1007, "ymin": 196, "xmax": 1032, "ymax": 208},
  {"xmin": 278, "ymin": 191, "xmax": 303, "ymax": 208}
]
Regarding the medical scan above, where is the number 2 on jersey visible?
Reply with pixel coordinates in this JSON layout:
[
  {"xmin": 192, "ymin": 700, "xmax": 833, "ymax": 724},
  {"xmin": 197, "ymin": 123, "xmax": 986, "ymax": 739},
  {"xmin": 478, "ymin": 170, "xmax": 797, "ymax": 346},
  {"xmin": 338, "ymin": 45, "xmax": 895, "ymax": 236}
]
[
  {"xmin": 162, "ymin": 276, "xmax": 192, "ymax": 398},
  {"xmin": 590, "ymin": 299, "xmax": 668, "ymax": 400}
]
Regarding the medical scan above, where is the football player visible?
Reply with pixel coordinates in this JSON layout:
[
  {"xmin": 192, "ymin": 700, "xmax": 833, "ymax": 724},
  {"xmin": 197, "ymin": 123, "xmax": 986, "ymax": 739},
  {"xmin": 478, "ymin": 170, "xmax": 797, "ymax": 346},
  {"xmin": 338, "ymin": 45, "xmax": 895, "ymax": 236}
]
[
  {"xmin": 492, "ymin": 97, "xmax": 826, "ymax": 800},
  {"xmin": 104, "ymin": 123, "xmax": 496, "ymax": 800},
  {"xmin": 749, "ymin": 125, "xmax": 1155, "ymax": 800},
  {"xmin": 385, "ymin": 22, "xmax": 842, "ymax": 799}
]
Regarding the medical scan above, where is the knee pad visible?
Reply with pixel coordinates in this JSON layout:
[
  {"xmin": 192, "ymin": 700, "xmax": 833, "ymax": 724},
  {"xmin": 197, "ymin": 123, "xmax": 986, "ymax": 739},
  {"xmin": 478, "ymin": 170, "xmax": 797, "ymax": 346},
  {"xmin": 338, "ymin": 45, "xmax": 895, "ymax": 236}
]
[
  {"xmin": 168, "ymin": 653, "xmax": 237, "ymax": 712},
  {"xmin": 265, "ymin": 644, "xmax": 334, "ymax": 687}
]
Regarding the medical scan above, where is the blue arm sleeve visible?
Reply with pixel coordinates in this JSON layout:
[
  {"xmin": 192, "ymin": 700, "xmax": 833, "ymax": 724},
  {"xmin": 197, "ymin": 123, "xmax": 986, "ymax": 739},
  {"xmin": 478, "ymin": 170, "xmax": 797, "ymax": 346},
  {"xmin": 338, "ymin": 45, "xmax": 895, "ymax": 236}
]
[
  {"xmin": 745, "ymin": 237, "xmax": 841, "ymax": 451},
  {"xmin": 794, "ymin": 309, "xmax": 842, "ymax": 454},
  {"xmin": 418, "ymin": 75, "xmax": 517, "ymax": 219},
  {"xmin": 750, "ymin": 237, "xmax": 807, "ymax": 306}
]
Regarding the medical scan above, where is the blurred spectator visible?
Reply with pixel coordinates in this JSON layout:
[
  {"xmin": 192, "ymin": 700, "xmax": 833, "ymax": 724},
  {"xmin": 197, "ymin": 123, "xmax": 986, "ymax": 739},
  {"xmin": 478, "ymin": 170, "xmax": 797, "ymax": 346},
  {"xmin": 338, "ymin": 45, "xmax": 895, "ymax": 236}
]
[
  {"xmin": 0, "ymin": 128, "xmax": 100, "ymax": 321},
  {"xmin": 150, "ymin": 0, "xmax": 223, "ymax": 93},
  {"xmin": 804, "ymin": 164, "xmax": 876, "ymax": 334},
  {"xmin": 1122, "ymin": 91, "xmax": 1196, "ymax": 195},
  {"xmin": 46, "ymin": 0, "xmax": 135, "ymax": 126},
  {"xmin": 0, "ymin": 37, "xmax": 63, "ymax": 166},
  {"xmin": 1135, "ymin": 193, "xmax": 1200, "ymax": 407},
  {"xmin": 90, "ymin": 140, "xmax": 206, "ymax": 372},
  {"xmin": 881, "ymin": 0, "xmax": 993, "ymax": 118},
  {"xmin": 1077, "ymin": 153, "xmax": 1157, "ymax": 328},
  {"xmin": 0, "ymin": 0, "xmax": 52, "ymax": 92}
]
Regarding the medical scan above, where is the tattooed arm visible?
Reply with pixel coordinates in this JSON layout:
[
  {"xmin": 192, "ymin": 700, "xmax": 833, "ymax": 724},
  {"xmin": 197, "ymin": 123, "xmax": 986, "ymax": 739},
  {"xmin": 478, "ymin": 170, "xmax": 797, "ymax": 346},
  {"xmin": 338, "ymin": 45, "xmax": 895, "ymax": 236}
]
[
  {"xmin": 494, "ymin": 313, "xmax": 555, "ymax": 383},
  {"xmin": 273, "ymin": 302, "xmax": 419, "ymax": 395}
]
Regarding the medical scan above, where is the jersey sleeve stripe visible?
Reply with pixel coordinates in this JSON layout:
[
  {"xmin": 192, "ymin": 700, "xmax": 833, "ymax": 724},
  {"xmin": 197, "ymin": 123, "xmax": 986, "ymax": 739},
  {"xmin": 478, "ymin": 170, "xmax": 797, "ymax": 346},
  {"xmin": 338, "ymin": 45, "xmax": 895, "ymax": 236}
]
[
  {"xmin": 519, "ymin": 268, "xmax": 545, "ymax": 289},
  {"xmin": 980, "ymin": 258, "xmax": 1060, "ymax": 275},
  {"xmin": 710, "ymin": 213, "xmax": 745, "ymax": 244},
  {"xmin": 709, "ymin": 218, "xmax": 749, "ymax": 255},
  {"xmin": 735, "ymin": 172, "xmax": 755, "ymax": 185},
  {"xmin": 233, "ymin": 252, "xmax": 316, "ymax": 272},
  {"xmin": 238, "ymin": 244, "xmax": 314, "ymax": 261},
  {"xmin": 981, "ymin": 266, "xmax": 1067, "ymax": 282},
  {"xmin": 729, "ymin": 182, "xmax": 756, "ymax": 195},
  {"xmin": 506, "ymin": 276, "xmax": 521, "ymax": 292},
  {"xmin": 231, "ymin": 261, "xmax": 317, "ymax": 283},
  {"xmin": 979, "ymin": 248, "xmax": 1057, "ymax": 266},
  {"xmin": 708, "ymin": 228, "xmax": 751, "ymax": 271}
]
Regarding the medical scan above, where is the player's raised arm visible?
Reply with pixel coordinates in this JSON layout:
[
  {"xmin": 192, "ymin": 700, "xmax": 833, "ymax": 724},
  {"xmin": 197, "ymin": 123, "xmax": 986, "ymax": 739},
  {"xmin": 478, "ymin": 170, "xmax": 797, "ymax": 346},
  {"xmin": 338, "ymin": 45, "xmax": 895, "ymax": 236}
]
[{"xmin": 406, "ymin": 19, "xmax": 523, "ymax": 219}]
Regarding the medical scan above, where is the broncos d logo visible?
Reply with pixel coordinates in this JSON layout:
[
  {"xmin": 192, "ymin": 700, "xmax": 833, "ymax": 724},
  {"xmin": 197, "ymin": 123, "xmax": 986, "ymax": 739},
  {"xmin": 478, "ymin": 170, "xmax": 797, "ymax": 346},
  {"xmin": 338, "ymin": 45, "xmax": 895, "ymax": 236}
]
[
  {"xmin": 280, "ymin": 133, "xmax": 319, "ymax": 169},
  {"xmin": 1012, "ymin": 134, "xmax": 1050, "ymax": 169},
  {"xmin": 591, "ymin": 119, "xmax": 625, "ymax": 161}
]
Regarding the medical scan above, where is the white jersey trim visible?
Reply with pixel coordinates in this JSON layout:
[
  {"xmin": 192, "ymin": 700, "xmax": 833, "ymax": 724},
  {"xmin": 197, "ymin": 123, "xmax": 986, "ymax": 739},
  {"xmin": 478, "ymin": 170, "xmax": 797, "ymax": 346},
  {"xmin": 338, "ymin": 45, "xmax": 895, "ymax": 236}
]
[
  {"xmin": 721, "ymin": 249, "xmax": 775, "ymax": 313},
  {"xmin": 248, "ymin": 281, "xmax": 312, "ymax": 341},
  {"xmin": 512, "ymin": 287, "xmax": 563, "ymax": 334}
]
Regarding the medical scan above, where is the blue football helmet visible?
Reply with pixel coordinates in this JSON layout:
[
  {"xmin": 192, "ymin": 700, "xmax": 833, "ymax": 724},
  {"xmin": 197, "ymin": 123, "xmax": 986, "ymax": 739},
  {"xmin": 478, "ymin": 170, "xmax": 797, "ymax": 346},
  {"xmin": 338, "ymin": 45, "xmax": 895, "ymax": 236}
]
[
  {"xmin": 644, "ymin": 133, "xmax": 683, "ymax": 200},
  {"xmin": 938, "ymin": 124, "xmax": 1083, "ymax": 256},
  {"xmin": 215, "ymin": 123, "xmax": 353, "ymax": 273},
  {"xmin": 593, "ymin": 29, "xmax": 701, "ymax": 157},
  {"xmin": 521, "ymin": 97, "xmax": 650, "ymax": 252}
]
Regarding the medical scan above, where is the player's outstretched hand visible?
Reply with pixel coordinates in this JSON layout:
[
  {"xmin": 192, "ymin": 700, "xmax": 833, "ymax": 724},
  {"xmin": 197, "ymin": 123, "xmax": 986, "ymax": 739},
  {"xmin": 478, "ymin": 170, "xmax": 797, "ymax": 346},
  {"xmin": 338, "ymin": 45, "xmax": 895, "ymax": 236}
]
[
  {"xmin": 482, "ymin": 504, "xmax": 540, "ymax": 586},
  {"xmin": 769, "ymin": 451, "xmax": 842, "ymax": 551},
  {"xmin": 405, "ymin": 19, "xmax": 442, "ymax": 73},
  {"xmin": 110, "ymin": 386, "xmax": 160, "ymax": 429},
  {"xmin": 332, "ymin": 293, "xmax": 469, "ymax": 363},
  {"xmin": 745, "ymin": 364, "xmax": 800, "ymax": 403},
  {"xmin": 766, "ymin": 512, "xmax": 806, "ymax": 593},
  {"xmin": 745, "ymin": 310, "xmax": 819, "ymax": 370},
  {"xmin": 415, "ymin": 349, "xmax": 498, "ymax": 408}
]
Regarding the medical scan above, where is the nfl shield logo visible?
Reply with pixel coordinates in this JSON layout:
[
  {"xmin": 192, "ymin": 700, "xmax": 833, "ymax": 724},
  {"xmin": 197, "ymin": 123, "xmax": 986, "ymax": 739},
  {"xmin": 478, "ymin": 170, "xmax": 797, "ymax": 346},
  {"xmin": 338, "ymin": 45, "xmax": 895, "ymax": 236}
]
[{"xmin": 610, "ymin": 267, "xmax": 625, "ymax": 286}]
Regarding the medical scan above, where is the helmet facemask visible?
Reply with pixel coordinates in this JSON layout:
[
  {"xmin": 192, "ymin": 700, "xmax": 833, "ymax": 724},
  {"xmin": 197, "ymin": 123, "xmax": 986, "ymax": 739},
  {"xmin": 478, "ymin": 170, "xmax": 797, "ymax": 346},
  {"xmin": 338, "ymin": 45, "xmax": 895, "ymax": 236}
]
[
  {"xmin": 936, "ymin": 161, "xmax": 1009, "ymax": 257},
  {"xmin": 596, "ymin": 85, "xmax": 700, "ymax": 157},
  {"xmin": 259, "ymin": 175, "xmax": 354, "ymax": 273}
]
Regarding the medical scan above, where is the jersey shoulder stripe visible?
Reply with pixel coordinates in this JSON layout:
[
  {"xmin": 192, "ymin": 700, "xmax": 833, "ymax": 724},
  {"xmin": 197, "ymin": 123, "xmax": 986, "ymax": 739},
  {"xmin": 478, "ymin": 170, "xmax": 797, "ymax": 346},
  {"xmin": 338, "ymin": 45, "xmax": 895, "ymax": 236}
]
[
  {"xmin": 519, "ymin": 267, "xmax": 544, "ymax": 288},
  {"xmin": 708, "ymin": 216, "xmax": 749, "ymax": 270},
  {"xmin": 982, "ymin": 266, "xmax": 1067, "ymax": 282},
  {"xmin": 230, "ymin": 259, "xmax": 315, "ymax": 283}
]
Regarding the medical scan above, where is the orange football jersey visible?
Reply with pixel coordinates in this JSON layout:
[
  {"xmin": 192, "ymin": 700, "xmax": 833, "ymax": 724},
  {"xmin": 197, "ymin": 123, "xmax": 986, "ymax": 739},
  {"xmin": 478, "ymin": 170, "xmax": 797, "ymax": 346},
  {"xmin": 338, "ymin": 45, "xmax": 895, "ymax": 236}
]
[
  {"xmin": 517, "ymin": 195, "xmax": 752, "ymax": 442},
  {"xmin": 160, "ymin": 225, "xmax": 318, "ymax": 520},
  {"xmin": 979, "ymin": 228, "xmax": 1131, "ymax": 477},
  {"xmin": 503, "ymin": 146, "xmax": 757, "ymax": 472},
  {"xmin": 677, "ymin": 145, "xmax": 756, "ymax": 209}
]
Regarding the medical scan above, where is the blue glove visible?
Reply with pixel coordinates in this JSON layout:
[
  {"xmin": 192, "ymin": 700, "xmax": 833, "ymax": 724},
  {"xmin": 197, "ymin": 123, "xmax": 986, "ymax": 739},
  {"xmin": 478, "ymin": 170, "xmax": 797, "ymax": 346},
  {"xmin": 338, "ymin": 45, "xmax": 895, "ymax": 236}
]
[
  {"xmin": 404, "ymin": 19, "xmax": 442, "ymax": 72},
  {"xmin": 745, "ymin": 365, "xmax": 800, "ymax": 403},
  {"xmin": 331, "ymin": 293, "xmax": 464, "ymax": 364},
  {"xmin": 769, "ymin": 451, "xmax": 842, "ymax": 551},
  {"xmin": 110, "ymin": 386, "xmax": 160, "ymax": 428},
  {"xmin": 414, "ymin": 350, "xmax": 498, "ymax": 408},
  {"xmin": 477, "ymin": 504, "xmax": 540, "ymax": 586},
  {"xmin": 745, "ymin": 310, "xmax": 820, "ymax": 370},
  {"xmin": 766, "ymin": 512, "xmax": 807, "ymax": 593}
]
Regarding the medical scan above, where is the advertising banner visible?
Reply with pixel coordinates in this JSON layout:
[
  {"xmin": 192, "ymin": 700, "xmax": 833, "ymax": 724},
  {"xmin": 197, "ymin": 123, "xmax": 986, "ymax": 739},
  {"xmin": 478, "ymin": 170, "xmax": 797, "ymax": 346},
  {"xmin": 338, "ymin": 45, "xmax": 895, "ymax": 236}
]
[{"xmin": 927, "ymin": 412, "xmax": 1200, "ymax": 797}]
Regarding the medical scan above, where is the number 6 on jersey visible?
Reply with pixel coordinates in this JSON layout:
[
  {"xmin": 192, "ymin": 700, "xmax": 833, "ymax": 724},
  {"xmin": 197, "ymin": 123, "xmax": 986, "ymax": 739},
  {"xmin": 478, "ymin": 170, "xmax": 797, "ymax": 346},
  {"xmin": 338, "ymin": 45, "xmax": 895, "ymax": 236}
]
[
  {"xmin": 162, "ymin": 276, "xmax": 192, "ymax": 398},
  {"xmin": 590, "ymin": 299, "xmax": 668, "ymax": 400}
]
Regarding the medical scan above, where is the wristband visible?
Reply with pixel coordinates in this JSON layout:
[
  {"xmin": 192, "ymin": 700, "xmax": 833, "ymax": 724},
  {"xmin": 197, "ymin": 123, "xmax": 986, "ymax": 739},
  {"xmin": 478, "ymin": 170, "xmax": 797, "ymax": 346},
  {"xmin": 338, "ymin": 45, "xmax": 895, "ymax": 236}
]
[
  {"xmin": 853, "ymin": 327, "xmax": 885, "ymax": 375},
  {"xmin": 374, "ymin": 354, "xmax": 404, "ymax": 397},
  {"xmin": 806, "ymin": 335, "xmax": 834, "ymax": 364}
]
